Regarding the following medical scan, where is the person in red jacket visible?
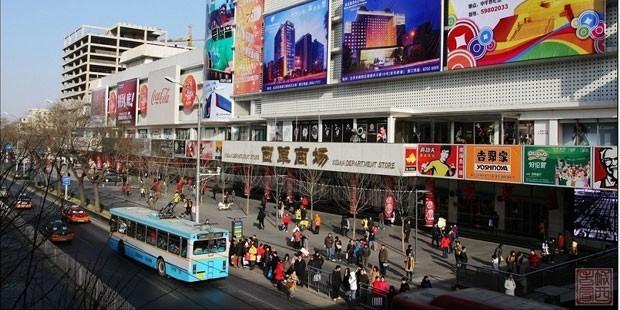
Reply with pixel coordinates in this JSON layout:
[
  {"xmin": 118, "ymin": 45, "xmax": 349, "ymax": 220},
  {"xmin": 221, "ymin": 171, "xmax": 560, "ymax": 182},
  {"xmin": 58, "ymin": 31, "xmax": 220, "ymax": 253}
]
[
  {"xmin": 528, "ymin": 249, "xmax": 541, "ymax": 269},
  {"xmin": 440, "ymin": 235, "xmax": 450, "ymax": 258},
  {"xmin": 372, "ymin": 276, "xmax": 389, "ymax": 296},
  {"xmin": 274, "ymin": 259, "xmax": 285, "ymax": 288},
  {"xmin": 257, "ymin": 244, "xmax": 266, "ymax": 268},
  {"xmin": 282, "ymin": 213, "xmax": 291, "ymax": 232}
]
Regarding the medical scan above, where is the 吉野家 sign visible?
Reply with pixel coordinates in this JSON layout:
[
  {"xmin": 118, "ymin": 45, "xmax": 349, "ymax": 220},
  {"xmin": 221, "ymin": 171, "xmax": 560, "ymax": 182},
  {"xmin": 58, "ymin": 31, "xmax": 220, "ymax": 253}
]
[{"xmin": 465, "ymin": 145, "xmax": 522, "ymax": 183}]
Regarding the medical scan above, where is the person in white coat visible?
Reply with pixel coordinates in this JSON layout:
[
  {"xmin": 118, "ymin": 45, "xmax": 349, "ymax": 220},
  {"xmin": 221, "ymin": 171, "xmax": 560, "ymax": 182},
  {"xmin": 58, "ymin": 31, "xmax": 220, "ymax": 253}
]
[
  {"xmin": 504, "ymin": 274, "xmax": 516, "ymax": 296},
  {"xmin": 348, "ymin": 270, "xmax": 358, "ymax": 301}
]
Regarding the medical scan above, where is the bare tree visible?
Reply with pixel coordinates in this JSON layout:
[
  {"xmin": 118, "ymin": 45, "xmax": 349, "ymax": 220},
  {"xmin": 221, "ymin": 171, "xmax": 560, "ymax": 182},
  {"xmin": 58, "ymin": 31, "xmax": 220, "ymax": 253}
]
[
  {"xmin": 334, "ymin": 172, "xmax": 380, "ymax": 240},
  {"xmin": 387, "ymin": 174, "xmax": 418, "ymax": 252},
  {"xmin": 297, "ymin": 167, "xmax": 328, "ymax": 220}
]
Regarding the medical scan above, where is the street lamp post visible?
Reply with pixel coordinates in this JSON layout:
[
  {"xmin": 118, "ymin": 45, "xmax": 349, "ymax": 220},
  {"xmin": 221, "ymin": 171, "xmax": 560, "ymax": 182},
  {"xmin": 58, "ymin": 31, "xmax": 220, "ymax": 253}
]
[
  {"xmin": 414, "ymin": 189, "xmax": 429, "ymax": 259},
  {"xmin": 165, "ymin": 76, "xmax": 219, "ymax": 223}
]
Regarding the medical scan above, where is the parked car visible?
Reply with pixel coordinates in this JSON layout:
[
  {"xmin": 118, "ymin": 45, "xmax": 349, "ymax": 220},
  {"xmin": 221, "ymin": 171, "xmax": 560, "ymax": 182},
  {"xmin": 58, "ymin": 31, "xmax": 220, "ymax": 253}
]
[
  {"xmin": 0, "ymin": 186, "xmax": 9, "ymax": 199},
  {"xmin": 14, "ymin": 193, "xmax": 32, "ymax": 209},
  {"xmin": 104, "ymin": 170, "xmax": 125, "ymax": 184},
  {"xmin": 62, "ymin": 205, "xmax": 90, "ymax": 223},
  {"xmin": 44, "ymin": 220, "xmax": 75, "ymax": 242}
]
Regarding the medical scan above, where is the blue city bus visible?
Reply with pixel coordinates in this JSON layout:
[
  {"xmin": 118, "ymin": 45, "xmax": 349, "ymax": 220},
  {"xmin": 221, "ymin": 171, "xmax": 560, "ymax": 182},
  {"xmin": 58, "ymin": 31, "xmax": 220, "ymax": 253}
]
[{"xmin": 108, "ymin": 207, "xmax": 229, "ymax": 282}]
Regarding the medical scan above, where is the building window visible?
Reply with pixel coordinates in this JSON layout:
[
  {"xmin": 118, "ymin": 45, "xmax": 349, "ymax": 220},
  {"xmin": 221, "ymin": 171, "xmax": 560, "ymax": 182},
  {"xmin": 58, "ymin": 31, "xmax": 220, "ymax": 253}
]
[
  {"xmin": 518, "ymin": 121, "xmax": 534, "ymax": 145},
  {"xmin": 138, "ymin": 129, "xmax": 148, "ymax": 139},
  {"xmin": 474, "ymin": 122, "xmax": 495, "ymax": 144},
  {"xmin": 163, "ymin": 128, "xmax": 174, "ymax": 140},
  {"xmin": 176, "ymin": 128, "xmax": 190, "ymax": 140},
  {"xmin": 454, "ymin": 122, "xmax": 474, "ymax": 144},
  {"xmin": 561, "ymin": 120, "xmax": 617, "ymax": 146}
]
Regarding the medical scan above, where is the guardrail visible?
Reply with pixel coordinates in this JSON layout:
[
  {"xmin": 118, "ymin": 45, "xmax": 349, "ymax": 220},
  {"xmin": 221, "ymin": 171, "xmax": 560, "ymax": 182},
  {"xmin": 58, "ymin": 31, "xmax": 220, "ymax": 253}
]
[{"xmin": 456, "ymin": 247, "xmax": 618, "ymax": 297}]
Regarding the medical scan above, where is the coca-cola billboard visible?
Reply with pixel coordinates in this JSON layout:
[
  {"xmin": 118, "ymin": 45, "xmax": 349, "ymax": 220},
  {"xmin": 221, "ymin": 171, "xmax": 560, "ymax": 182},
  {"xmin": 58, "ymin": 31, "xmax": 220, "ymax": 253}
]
[{"xmin": 145, "ymin": 65, "xmax": 180, "ymax": 125}]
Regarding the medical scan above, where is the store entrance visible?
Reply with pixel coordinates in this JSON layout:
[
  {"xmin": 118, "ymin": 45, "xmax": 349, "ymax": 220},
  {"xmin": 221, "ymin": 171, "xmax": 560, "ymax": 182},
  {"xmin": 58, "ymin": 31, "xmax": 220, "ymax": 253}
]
[{"xmin": 504, "ymin": 198, "xmax": 546, "ymax": 238}]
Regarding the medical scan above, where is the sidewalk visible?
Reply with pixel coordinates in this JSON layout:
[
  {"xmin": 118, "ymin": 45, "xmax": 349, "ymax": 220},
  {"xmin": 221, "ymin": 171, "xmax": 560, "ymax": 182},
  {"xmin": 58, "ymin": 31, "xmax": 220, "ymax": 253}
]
[{"xmin": 80, "ymin": 180, "xmax": 530, "ymax": 292}]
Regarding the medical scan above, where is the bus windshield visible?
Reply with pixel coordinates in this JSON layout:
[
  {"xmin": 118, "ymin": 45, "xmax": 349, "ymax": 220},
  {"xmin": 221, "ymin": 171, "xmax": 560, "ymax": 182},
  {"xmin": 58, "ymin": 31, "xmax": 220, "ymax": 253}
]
[{"xmin": 193, "ymin": 238, "xmax": 226, "ymax": 255}]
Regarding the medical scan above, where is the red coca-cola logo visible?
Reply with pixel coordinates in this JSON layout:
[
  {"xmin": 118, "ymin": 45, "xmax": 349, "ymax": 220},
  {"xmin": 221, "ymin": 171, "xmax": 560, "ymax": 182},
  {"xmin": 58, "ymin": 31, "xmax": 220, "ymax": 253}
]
[
  {"xmin": 139, "ymin": 84, "xmax": 148, "ymax": 113},
  {"xmin": 151, "ymin": 88, "xmax": 170, "ymax": 105}
]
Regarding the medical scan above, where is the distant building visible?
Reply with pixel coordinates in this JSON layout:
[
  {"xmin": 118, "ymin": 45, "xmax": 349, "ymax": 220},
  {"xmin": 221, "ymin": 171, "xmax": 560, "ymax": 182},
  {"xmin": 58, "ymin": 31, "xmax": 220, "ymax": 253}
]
[
  {"xmin": 344, "ymin": 8, "xmax": 405, "ymax": 63},
  {"xmin": 61, "ymin": 23, "xmax": 173, "ymax": 103},
  {"xmin": 273, "ymin": 21, "xmax": 295, "ymax": 79}
]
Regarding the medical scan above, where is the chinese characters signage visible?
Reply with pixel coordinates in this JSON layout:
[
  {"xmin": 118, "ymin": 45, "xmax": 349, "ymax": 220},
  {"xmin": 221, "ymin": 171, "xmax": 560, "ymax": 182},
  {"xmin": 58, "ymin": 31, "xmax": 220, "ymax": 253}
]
[
  {"xmin": 418, "ymin": 144, "xmax": 464, "ymax": 179},
  {"xmin": 116, "ymin": 78, "xmax": 137, "ymax": 125},
  {"xmin": 262, "ymin": 0, "xmax": 329, "ymax": 91},
  {"xmin": 524, "ymin": 146, "xmax": 591, "ymax": 187},
  {"xmin": 575, "ymin": 268, "xmax": 613, "ymax": 306},
  {"xmin": 222, "ymin": 141, "xmax": 405, "ymax": 176},
  {"xmin": 446, "ymin": 0, "xmax": 605, "ymax": 70},
  {"xmin": 465, "ymin": 145, "xmax": 521, "ymax": 183},
  {"xmin": 341, "ymin": 0, "xmax": 441, "ymax": 82},
  {"xmin": 233, "ymin": 0, "xmax": 264, "ymax": 95}
]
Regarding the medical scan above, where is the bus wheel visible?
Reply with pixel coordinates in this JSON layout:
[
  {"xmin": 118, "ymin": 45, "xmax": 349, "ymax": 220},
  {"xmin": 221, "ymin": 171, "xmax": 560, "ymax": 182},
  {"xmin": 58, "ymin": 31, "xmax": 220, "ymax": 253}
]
[
  {"xmin": 117, "ymin": 240, "xmax": 125, "ymax": 256},
  {"xmin": 157, "ymin": 258, "xmax": 166, "ymax": 277}
]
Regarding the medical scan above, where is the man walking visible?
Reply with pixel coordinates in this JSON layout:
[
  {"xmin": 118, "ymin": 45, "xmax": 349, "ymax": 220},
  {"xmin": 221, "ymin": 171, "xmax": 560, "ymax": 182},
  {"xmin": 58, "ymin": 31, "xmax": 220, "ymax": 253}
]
[
  {"xmin": 403, "ymin": 217, "xmax": 412, "ymax": 243},
  {"xmin": 257, "ymin": 206, "xmax": 266, "ymax": 230},
  {"xmin": 325, "ymin": 233, "xmax": 335, "ymax": 261},
  {"xmin": 378, "ymin": 245, "xmax": 389, "ymax": 276}
]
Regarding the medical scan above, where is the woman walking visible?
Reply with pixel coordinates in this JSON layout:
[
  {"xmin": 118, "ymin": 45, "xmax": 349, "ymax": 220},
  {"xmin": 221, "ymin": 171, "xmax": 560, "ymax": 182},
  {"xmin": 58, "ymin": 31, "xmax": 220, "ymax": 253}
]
[{"xmin": 404, "ymin": 253, "xmax": 415, "ymax": 282}]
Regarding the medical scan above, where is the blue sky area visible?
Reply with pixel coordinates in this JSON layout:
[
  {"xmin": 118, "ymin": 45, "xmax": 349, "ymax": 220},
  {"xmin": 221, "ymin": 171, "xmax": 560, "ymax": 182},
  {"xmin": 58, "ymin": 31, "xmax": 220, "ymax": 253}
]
[
  {"xmin": 263, "ymin": 0, "xmax": 328, "ymax": 65},
  {"xmin": 342, "ymin": 0, "xmax": 441, "ymax": 32},
  {"xmin": 0, "ymin": 0, "xmax": 204, "ymax": 118}
]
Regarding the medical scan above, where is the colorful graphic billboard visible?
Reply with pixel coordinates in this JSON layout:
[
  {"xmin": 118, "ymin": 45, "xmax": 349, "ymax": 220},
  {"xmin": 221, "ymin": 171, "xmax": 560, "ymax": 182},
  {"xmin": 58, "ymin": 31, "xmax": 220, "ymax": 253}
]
[
  {"xmin": 116, "ymin": 78, "xmax": 137, "ymax": 125},
  {"xmin": 138, "ymin": 83, "xmax": 148, "ymax": 114},
  {"xmin": 234, "ymin": 0, "xmax": 264, "ymax": 95},
  {"xmin": 181, "ymin": 75, "xmax": 197, "ymax": 109},
  {"xmin": 204, "ymin": 0, "xmax": 235, "ymax": 119},
  {"xmin": 404, "ymin": 146, "xmax": 418, "ymax": 173},
  {"xmin": 418, "ymin": 144, "xmax": 464, "ymax": 179},
  {"xmin": 446, "ymin": 0, "xmax": 606, "ymax": 70},
  {"xmin": 465, "ymin": 145, "xmax": 522, "ymax": 183},
  {"xmin": 593, "ymin": 146, "xmax": 617, "ymax": 190},
  {"xmin": 107, "ymin": 89, "xmax": 117, "ymax": 117},
  {"xmin": 262, "ymin": 0, "xmax": 329, "ymax": 91},
  {"xmin": 184, "ymin": 140, "xmax": 222, "ymax": 160},
  {"xmin": 341, "ymin": 0, "xmax": 442, "ymax": 82},
  {"xmin": 524, "ymin": 146, "xmax": 591, "ymax": 188}
]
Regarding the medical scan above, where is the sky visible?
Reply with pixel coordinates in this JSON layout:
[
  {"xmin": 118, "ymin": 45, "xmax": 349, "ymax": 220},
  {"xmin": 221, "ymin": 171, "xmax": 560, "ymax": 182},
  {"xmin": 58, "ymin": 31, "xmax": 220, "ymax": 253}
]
[
  {"xmin": 0, "ymin": 0, "xmax": 205, "ymax": 119},
  {"xmin": 263, "ymin": 0, "xmax": 328, "ymax": 64}
]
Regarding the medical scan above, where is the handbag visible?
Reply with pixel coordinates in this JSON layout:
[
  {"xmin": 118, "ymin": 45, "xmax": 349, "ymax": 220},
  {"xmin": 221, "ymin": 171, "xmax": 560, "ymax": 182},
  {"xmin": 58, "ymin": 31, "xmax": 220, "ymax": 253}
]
[{"xmin": 313, "ymin": 273, "xmax": 321, "ymax": 282}]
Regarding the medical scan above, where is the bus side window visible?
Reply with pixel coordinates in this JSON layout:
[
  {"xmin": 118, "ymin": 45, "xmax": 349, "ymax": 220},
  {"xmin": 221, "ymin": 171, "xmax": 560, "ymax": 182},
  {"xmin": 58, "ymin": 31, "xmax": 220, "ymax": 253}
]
[
  {"xmin": 168, "ymin": 234, "xmax": 180, "ymax": 256},
  {"xmin": 127, "ymin": 221, "xmax": 136, "ymax": 238},
  {"xmin": 157, "ymin": 230, "xmax": 169, "ymax": 251},
  {"xmin": 110, "ymin": 215, "xmax": 118, "ymax": 232},
  {"xmin": 146, "ymin": 226, "xmax": 157, "ymax": 246},
  {"xmin": 216, "ymin": 238, "xmax": 226, "ymax": 253},
  {"xmin": 180, "ymin": 238, "xmax": 187, "ymax": 258},
  {"xmin": 136, "ymin": 223, "xmax": 145, "ymax": 242},
  {"xmin": 118, "ymin": 218, "xmax": 127, "ymax": 235}
]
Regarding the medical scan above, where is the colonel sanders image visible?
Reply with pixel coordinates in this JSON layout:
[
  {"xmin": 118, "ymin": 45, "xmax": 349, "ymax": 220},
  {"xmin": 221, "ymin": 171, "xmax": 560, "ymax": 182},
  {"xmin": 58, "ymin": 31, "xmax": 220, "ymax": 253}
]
[{"xmin": 594, "ymin": 147, "xmax": 618, "ymax": 189}]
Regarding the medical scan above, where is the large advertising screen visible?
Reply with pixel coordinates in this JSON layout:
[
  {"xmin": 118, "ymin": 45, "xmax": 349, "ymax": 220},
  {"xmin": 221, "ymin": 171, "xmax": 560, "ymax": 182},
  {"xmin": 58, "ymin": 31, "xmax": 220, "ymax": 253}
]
[
  {"xmin": 234, "ymin": 0, "xmax": 264, "ymax": 95},
  {"xmin": 573, "ymin": 188, "xmax": 617, "ymax": 242},
  {"xmin": 418, "ymin": 144, "xmax": 464, "ymax": 179},
  {"xmin": 446, "ymin": 0, "xmax": 606, "ymax": 70},
  {"xmin": 116, "ymin": 78, "xmax": 137, "ymax": 125},
  {"xmin": 524, "ymin": 146, "xmax": 591, "ymax": 188},
  {"xmin": 146, "ymin": 66, "xmax": 179, "ymax": 126},
  {"xmin": 204, "ymin": 0, "xmax": 234, "ymax": 119},
  {"xmin": 593, "ymin": 146, "xmax": 617, "ymax": 190},
  {"xmin": 262, "ymin": 0, "xmax": 329, "ymax": 91},
  {"xmin": 90, "ymin": 88, "xmax": 106, "ymax": 126},
  {"xmin": 465, "ymin": 145, "xmax": 522, "ymax": 183},
  {"xmin": 341, "ymin": 0, "xmax": 442, "ymax": 82}
]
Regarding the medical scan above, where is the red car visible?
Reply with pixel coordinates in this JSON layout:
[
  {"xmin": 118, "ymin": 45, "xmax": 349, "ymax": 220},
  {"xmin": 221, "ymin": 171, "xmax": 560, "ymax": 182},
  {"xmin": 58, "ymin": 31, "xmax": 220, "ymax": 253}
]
[
  {"xmin": 45, "ymin": 220, "xmax": 75, "ymax": 242},
  {"xmin": 63, "ymin": 205, "xmax": 90, "ymax": 223}
]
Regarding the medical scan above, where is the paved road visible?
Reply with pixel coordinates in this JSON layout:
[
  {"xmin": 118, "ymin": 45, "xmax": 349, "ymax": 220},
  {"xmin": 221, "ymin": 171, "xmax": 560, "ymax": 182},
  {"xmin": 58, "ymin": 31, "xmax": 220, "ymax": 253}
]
[{"xmin": 4, "ymin": 179, "xmax": 340, "ymax": 309}]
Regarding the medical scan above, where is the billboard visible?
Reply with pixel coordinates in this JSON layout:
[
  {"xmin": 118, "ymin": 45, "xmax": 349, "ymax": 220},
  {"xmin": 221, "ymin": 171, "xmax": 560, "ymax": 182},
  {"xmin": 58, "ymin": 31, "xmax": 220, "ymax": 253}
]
[
  {"xmin": 465, "ymin": 145, "xmax": 522, "ymax": 183},
  {"xmin": 181, "ymin": 74, "xmax": 197, "ymax": 109},
  {"xmin": 116, "ymin": 78, "xmax": 137, "ymax": 125},
  {"xmin": 222, "ymin": 141, "xmax": 406, "ymax": 176},
  {"xmin": 341, "ymin": 0, "xmax": 442, "ymax": 82},
  {"xmin": 446, "ymin": 0, "xmax": 606, "ymax": 70},
  {"xmin": 404, "ymin": 146, "xmax": 418, "ymax": 174},
  {"xmin": 184, "ymin": 140, "xmax": 222, "ymax": 160},
  {"xmin": 418, "ymin": 144, "xmax": 464, "ymax": 179},
  {"xmin": 593, "ymin": 146, "xmax": 617, "ymax": 190},
  {"xmin": 145, "ymin": 66, "xmax": 179, "ymax": 126},
  {"xmin": 524, "ymin": 146, "xmax": 591, "ymax": 188},
  {"xmin": 205, "ymin": 0, "xmax": 234, "ymax": 119},
  {"xmin": 107, "ymin": 89, "xmax": 117, "ymax": 117},
  {"xmin": 138, "ymin": 83, "xmax": 148, "ymax": 114},
  {"xmin": 262, "ymin": 0, "xmax": 329, "ymax": 91},
  {"xmin": 90, "ymin": 88, "xmax": 106, "ymax": 126},
  {"xmin": 234, "ymin": 0, "xmax": 264, "ymax": 95}
]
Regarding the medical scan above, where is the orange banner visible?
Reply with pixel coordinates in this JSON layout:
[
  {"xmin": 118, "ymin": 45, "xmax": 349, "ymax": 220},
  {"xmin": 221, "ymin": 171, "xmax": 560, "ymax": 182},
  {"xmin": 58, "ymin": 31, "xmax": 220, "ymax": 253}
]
[{"xmin": 465, "ymin": 145, "xmax": 522, "ymax": 183}]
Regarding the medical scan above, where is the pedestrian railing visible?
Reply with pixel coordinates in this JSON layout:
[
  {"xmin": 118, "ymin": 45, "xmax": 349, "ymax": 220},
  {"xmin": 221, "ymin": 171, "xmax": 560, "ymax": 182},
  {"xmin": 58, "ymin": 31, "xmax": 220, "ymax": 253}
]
[
  {"xmin": 306, "ymin": 266, "xmax": 333, "ymax": 298},
  {"xmin": 456, "ymin": 247, "xmax": 618, "ymax": 297},
  {"xmin": 358, "ymin": 283, "xmax": 388, "ymax": 310}
]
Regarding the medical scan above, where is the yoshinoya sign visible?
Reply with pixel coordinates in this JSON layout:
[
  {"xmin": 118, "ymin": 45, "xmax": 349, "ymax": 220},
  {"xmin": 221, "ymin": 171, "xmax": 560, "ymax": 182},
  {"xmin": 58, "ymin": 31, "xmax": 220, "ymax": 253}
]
[
  {"xmin": 116, "ymin": 78, "xmax": 137, "ymax": 125},
  {"xmin": 222, "ymin": 141, "xmax": 406, "ymax": 176},
  {"xmin": 465, "ymin": 145, "xmax": 522, "ymax": 183},
  {"xmin": 145, "ymin": 66, "xmax": 180, "ymax": 126}
]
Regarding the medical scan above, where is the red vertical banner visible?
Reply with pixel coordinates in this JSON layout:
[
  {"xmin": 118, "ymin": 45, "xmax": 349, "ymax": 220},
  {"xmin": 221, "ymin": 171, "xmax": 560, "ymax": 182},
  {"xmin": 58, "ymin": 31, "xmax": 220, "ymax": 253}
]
[
  {"xmin": 263, "ymin": 167, "xmax": 272, "ymax": 200},
  {"xmin": 424, "ymin": 179, "xmax": 436, "ymax": 227},
  {"xmin": 384, "ymin": 176, "xmax": 395, "ymax": 220},
  {"xmin": 287, "ymin": 168, "xmax": 295, "ymax": 197},
  {"xmin": 350, "ymin": 173, "xmax": 358, "ymax": 215},
  {"xmin": 243, "ymin": 165, "xmax": 251, "ymax": 196}
]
